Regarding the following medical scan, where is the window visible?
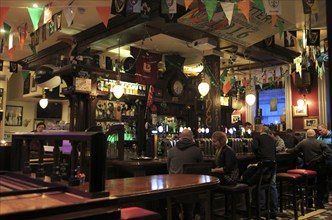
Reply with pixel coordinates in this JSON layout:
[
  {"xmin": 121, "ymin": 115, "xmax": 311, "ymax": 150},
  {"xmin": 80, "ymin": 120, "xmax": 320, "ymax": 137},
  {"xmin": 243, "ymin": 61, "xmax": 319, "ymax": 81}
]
[{"xmin": 258, "ymin": 88, "xmax": 285, "ymax": 125}]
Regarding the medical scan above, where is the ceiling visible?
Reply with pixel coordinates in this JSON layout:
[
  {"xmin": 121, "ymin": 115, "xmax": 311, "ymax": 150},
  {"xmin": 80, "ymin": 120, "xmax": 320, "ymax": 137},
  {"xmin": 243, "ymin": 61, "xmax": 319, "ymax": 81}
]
[{"xmin": 0, "ymin": 0, "xmax": 328, "ymax": 76}]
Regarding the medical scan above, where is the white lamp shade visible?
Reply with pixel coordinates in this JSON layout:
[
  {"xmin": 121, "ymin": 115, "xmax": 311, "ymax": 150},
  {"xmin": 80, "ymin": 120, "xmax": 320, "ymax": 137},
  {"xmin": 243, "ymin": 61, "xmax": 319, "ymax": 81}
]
[
  {"xmin": 37, "ymin": 76, "xmax": 61, "ymax": 89},
  {"xmin": 113, "ymin": 84, "xmax": 124, "ymax": 99},
  {"xmin": 245, "ymin": 93, "xmax": 256, "ymax": 106},
  {"xmin": 198, "ymin": 82, "xmax": 210, "ymax": 97},
  {"xmin": 39, "ymin": 98, "xmax": 48, "ymax": 109},
  {"xmin": 297, "ymin": 99, "xmax": 305, "ymax": 106}
]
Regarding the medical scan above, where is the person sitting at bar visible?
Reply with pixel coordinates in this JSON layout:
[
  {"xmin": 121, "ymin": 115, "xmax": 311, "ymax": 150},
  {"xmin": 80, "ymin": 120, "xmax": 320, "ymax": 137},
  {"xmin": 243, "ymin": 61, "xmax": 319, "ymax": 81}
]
[
  {"xmin": 282, "ymin": 129, "xmax": 299, "ymax": 148},
  {"xmin": 286, "ymin": 129, "xmax": 332, "ymax": 209},
  {"xmin": 270, "ymin": 130, "xmax": 286, "ymax": 152},
  {"xmin": 167, "ymin": 129, "xmax": 203, "ymax": 220},
  {"xmin": 317, "ymin": 124, "xmax": 332, "ymax": 147},
  {"xmin": 30, "ymin": 122, "xmax": 46, "ymax": 156},
  {"xmin": 243, "ymin": 122, "xmax": 253, "ymax": 138},
  {"xmin": 210, "ymin": 131, "xmax": 239, "ymax": 185}
]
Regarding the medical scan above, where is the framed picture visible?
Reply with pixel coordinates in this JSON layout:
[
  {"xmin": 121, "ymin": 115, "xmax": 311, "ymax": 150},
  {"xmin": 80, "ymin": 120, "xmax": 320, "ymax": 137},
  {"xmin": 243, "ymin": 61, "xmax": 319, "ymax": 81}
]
[
  {"xmin": 30, "ymin": 72, "xmax": 37, "ymax": 92},
  {"xmin": 304, "ymin": 118, "xmax": 318, "ymax": 129},
  {"xmin": 292, "ymin": 105, "xmax": 308, "ymax": 117},
  {"xmin": 231, "ymin": 114, "xmax": 241, "ymax": 123},
  {"xmin": 220, "ymin": 96, "xmax": 230, "ymax": 106},
  {"xmin": 34, "ymin": 119, "xmax": 45, "ymax": 130},
  {"xmin": 5, "ymin": 105, "xmax": 23, "ymax": 126}
]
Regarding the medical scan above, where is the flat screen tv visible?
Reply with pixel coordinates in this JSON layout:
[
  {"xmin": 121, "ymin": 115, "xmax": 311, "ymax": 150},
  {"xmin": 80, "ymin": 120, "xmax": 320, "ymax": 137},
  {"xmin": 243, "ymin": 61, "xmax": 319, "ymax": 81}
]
[{"xmin": 37, "ymin": 102, "xmax": 62, "ymax": 119}]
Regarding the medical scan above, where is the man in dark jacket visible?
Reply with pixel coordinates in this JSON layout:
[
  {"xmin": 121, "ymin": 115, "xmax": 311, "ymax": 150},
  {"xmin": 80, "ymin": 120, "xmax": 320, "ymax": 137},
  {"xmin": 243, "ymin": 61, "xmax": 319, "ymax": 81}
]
[
  {"xmin": 286, "ymin": 129, "xmax": 332, "ymax": 209},
  {"xmin": 252, "ymin": 126, "xmax": 278, "ymax": 219},
  {"xmin": 167, "ymin": 129, "xmax": 203, "ymax": 174}
]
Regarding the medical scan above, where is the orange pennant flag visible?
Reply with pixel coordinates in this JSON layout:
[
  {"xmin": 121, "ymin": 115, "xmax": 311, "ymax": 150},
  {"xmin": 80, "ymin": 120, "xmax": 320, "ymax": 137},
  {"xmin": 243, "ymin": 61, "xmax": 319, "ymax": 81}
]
[
  {"xmin": 6, "ymin": 45, "xmax": 16, "ymax": 60},
  {"xmin": 271, "ymin": 15, "xmax": 277, "ymax": 27},
  {"xmin": 238, "ymin": 0, "xmax": 250, "ymax": 23},
  {"xmin": 184, "ymin": 0, "xmax": 194, "ymax": 11},
  {"xmin": 292, "ymin": 35, "xmax": 298, "ymax": 49},
  {"xmin": 96, "ymin": 6, "xmax": 111, "ymax": 28},
  {"xmin": 222, "ymin": 81, "xmax": 232, "ymax": 95},
  {"xmin": 0, "ymin": 7, "xmax": 9, "ymax": 28}
]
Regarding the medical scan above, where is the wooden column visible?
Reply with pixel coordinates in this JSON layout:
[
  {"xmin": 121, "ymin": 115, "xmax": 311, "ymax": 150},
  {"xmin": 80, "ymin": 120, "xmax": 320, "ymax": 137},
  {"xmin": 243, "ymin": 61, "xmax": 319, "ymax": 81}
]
[{"xmin": 203, "ymin": 54, "xmax": 221, "ymax": 133}]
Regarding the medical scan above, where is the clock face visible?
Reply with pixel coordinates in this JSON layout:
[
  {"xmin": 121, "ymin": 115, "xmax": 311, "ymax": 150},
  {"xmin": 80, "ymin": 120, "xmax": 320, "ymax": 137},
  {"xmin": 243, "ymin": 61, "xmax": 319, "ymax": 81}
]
[{"xmin": 171, "ymin": 80, "xmax": 184, "ymax": 96}]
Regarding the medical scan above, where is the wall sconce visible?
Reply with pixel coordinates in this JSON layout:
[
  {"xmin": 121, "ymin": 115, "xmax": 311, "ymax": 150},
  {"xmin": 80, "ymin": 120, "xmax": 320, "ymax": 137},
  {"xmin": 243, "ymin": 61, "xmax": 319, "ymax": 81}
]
[
  {"xmin": 297, "ymin": 94, "xmax": 306, "ymax": 106},
  {"xmin": 198, "ymin": 73, "xmax": 210, "ymax": 97},
  {"xmin": 39, "ymin": 89, "xmax": 48, "ymax": 109}
]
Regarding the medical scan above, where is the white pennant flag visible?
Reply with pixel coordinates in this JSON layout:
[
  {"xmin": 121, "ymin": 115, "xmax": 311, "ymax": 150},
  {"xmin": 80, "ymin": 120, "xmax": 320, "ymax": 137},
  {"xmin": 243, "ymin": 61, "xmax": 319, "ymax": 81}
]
[
  {"xmin": 220, "ymin": 2, "xmax": 234, "ymax": 25},
  {"xmin": 63, "ymin": 6, "xmax": 77, "ymax": 27},
  {"xmin": 263, "ymin": 0, "xmax": 282, "ymax": 15}
]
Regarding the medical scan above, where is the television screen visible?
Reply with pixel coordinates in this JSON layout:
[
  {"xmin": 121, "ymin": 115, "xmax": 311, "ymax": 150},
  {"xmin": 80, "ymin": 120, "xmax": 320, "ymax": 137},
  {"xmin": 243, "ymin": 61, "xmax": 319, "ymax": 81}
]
[{"xmin": 37, "ymin": 102, "xmax": 62, "ymax": 119}]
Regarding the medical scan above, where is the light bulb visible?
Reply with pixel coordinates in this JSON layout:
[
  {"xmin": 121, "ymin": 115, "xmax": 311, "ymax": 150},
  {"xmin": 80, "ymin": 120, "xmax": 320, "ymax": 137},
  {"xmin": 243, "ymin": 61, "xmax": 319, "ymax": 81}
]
[
  {"xmin": 198, "ymin": 82, "xmax": 210, "ymax": 97},
  {"xmin": 113, "ymin": 84, "xmax": 124, "ymax": 99},
  {"xmin": 39, "ymin": 98, "xmax": 48, "ymax": 109},
  {"xmin": 297, "ymin": 98, "xmax": 305, "ymax": 106},
  {"xmin": 245, "ymin": 93, "xmax": 256, "ymax": 106}
]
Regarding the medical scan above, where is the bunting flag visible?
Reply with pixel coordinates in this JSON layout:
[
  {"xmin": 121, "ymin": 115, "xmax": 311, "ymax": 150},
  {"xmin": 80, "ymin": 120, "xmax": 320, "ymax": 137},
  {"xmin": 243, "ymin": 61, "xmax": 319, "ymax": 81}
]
[
  {"xmin": 64, "ymin": 6, "xmax": 77, "ymax": 27},
  {"xmin": 238, "ymin": 0, "xmax": 250, "ymax": 23},
  {"xmin": 22, "ymin": 70, "xmax": 30, "ymax": 81},
  {"xmin": 112, "ymin": 0, "xmax": 127, "ymax": 16},
  {"xmin": 18, "ymin": 23, "xmax": 27, "ymax": 49},
  {"xmin": 184, "ymin": 0, "xmax": 193, "ymax": 10},
  {"xmin": 277, "ymin": 20, "xmax": 284, "ymax": 39},
  {"xmin": 222, "ymin": 80, "xmax": 232, "ymax": 95},
  {"xmin": 220, "ymin": 2, "xmax": 234, "ymax": 25},
  {"xmin": 49, "ymin": 19, "xmax": 55, "ymax": 36},
  {"xmin": 126, "ymin": 0, "xmax": 141, "ymax": 13},
  {"xmin": 302, "ymin": 0, "xmax": 319, "ymax": 14},
  {"xmin": 6, "ymin": 46, "xmax": 16, "ymax": 60},
  {"xmin": 263, "ymin": 0, "xmax": 281, "ymax": 15},
  {"xmin": 8, "ymin": 33, "xmax": 14, "ymax": 50},
  {"xmin": 96, "ymin": 6, "xmax": 111, "ymax": 28},
  {"xmin": 291, "ymin": 35, "xmax": 298, "ymax": 49},
  {"xmin": 307, "ymin": 30, "xmax": 320, "ymax": 46},
  {"xmin": 54, "ymin": 11, "xmax": 62, "ymax": 32},
  {"xmin": 3, "ymin": 23, "xmax": 11, "ymax": 41},
  {"xmin": 9, "ymin": 61, "xmax": 18, "ymax": 73},
  {"xmin": 161, "ymin": 0, "xmax": 177, "ymax": 14},
  {"xmin": 43, "ymin": 2, "xmax": 52, "ymax": 24},
  {"xmin": 284, "ymin": 31, "xmax": 296, "ymax": 47},
  {"xmin": 28, "ymin": 7, "xmax": 43, "ymax": 31},
  {"xmin": 271, "ymin": 15, "xmax": 277, "ymax": 27},
  {"xmin": 254, "ymin": 0, "xmax": 265, "ymax": 12},
  {"xmin": 205, "ymin": 0, "xmax": 218, "ymax": 21},
  {"xmin": 0, "ymin": 7, "xmax": 9, "ymax": 28},
  {"xmin": 140, "ymin": 0, "xmax": 152, "ymax": 19},
  {"xmin": 29, "ymin": 43, "xmax": 37, "ymax": 55}
]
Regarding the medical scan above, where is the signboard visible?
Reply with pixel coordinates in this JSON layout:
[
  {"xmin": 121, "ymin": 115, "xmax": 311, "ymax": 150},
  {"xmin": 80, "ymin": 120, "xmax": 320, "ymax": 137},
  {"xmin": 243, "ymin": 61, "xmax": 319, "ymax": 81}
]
[
  {"xmin": 74, "ymin": 77, "xmax": 91, "ymax": 93},
  {"xmin": 178, "ymin": 4, "xmax": 294, "ymax": 47}
]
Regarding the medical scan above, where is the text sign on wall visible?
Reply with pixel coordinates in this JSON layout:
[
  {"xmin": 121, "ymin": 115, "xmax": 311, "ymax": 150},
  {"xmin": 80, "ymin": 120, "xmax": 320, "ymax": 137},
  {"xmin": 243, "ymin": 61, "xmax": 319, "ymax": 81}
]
[{"xmin": 178, "ymin": 5, "xmax": 294, "ymax": 47}]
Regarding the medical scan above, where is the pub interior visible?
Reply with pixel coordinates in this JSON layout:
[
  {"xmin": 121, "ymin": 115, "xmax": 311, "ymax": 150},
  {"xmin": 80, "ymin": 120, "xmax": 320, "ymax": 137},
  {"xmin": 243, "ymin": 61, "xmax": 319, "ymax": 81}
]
[{"xmin": 0, "ymin": 0, "xmax": 331, "ymax": 219}]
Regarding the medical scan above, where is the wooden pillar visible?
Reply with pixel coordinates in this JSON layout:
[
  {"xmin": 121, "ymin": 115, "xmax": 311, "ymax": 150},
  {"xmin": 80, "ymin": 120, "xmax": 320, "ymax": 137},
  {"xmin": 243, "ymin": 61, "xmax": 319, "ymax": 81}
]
[{"xmin": 203, "ymin": 53, "xmax": 221, "ymax": 133}]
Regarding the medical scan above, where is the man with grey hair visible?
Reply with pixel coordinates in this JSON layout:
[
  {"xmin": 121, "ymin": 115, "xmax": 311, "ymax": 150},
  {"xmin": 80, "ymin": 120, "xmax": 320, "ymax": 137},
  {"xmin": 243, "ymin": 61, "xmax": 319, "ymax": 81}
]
[
  {"xmin": 286, "ymin": 129, "xmax": 332, "ymax": 209},
  {"xmin": 317, "ymin": 124, "xmax": 332, "ymax": 147}
]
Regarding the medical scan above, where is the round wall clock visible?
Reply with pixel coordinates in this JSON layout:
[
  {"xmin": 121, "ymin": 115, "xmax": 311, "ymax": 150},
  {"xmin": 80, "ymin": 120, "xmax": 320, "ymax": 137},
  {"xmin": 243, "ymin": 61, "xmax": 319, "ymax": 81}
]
[{"xmin": 170, "ymin": 79, "xmax": 184, "ymax": 97}]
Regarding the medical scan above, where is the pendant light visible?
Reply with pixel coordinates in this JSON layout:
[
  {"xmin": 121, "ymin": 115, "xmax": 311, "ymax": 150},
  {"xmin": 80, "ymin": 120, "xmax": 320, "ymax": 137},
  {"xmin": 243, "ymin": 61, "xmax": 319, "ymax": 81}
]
[
  {"xmin": 113, "ymin": 39, "xmax": 124, "ymax": 99},
  {"xmin": 245, "ymin": 63, "xmax": 256, "ymax": 106},
  {"xmin": 39, "ymin": 89, "xmax": 48, "ymax": 109},
  {"xmin": 198, "ymin": 73, "xmax": 210, "ymax": 97}
]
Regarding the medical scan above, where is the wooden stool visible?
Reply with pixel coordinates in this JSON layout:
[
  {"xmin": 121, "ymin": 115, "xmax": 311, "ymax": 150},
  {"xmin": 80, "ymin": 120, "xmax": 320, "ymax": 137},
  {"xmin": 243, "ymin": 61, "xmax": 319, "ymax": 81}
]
[
  {"xmin": 287, "ymin": 169, "xmax": 317, "ymax": 212},
  {"xmin": 121, "ymin": 207, "xmax": 161, "ymax": 220},
  {"xmin": 213, "ymin": 183, "xmax": 251, "ymax": 220},
  {"xmin": 276, "ymin": 173, "xmax": 305, "ymax": 220}
]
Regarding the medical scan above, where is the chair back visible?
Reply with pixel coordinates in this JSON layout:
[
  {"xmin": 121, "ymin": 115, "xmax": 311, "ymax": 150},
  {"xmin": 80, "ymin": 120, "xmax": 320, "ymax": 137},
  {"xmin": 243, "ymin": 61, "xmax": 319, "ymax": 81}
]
[
  {"xmin": 257, "ymin": 160, "xmax": 276, "ymax": 189},
  {"xmin": 183, "ymin": 163, "xmax": 212, "ymax": 175}
]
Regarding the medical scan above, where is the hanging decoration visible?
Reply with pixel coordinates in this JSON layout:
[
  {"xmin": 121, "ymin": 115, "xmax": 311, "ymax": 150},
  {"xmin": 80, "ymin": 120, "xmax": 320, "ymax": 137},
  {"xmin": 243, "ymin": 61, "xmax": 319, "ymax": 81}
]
[
  {"xmin": 126, "ymin": 0, "xmax": 141, "ymax": 13},
  {"xmin": 96, "ymin": 6, "xmax": 111, "ymax": 28},
  {"xmin": 204, "ymin": 0, "xmax": 218, "ymax": 22},
  {"xmin": 43, "ymin": 2, "xmax": 52, "ymax": 24},
  {"xmin": 3, "ymin": 23, "xmax": 11, "ymax": 41},
  {"xmin": 64, "ymin": 5, "xmax": 77, "ymax": 27},
  {"xmin": 0, "ymin": 7, "xmax": 9, "ymax": 28},
  {"xmin": 263, "ymin": 0, "xmax": 281, "ymax": 15},
  {"xmin": 28, "ymin": 7, "xmax": 43, "ymax": 31},
  {"xmin": 238, "ymin": 0, "xmax": 250, "ymax": 23},
  {"xmin": 6, "ymin": 46, "xmax": 16, "ymax": 60},
  {"xmin": 184, "ymin": 0, "xmax": 193, "ymax": 11},
  {"xmin": 18, "ymin": 23, "xmax": 27, "ymax": 49},
  {"xmin": 220, "ymin": 2, "xmax": 235, "ymax": 25}
]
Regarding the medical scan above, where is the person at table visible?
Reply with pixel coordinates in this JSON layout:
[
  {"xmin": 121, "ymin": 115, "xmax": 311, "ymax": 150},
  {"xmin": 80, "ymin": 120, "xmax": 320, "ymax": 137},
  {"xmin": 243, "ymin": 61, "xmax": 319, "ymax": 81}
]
[
  {"xmin": 286, "ymin": 129, "xmax": 332, "ymax": 209},
  {"xmin": 210, "ymin": 131, "xmax": 239, "ymax": 185},
  {"xmin": 167, "ymin": 129, "xmax": 203, "ymax": 220},
  {"xmin": 252, "ymin": 126, "xmax": 278, "ymax": 219}
]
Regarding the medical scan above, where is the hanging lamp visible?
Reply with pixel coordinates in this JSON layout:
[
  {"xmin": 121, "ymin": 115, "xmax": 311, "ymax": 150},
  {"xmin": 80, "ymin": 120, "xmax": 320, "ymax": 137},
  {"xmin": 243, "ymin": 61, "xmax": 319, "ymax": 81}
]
[
  {"xmin": 39, "ymin": 89, "xmax": 48, "ymax": 109},
  {"xmin": 198, "ymin": 72, "xmax": 210, "ymax": 97},
  {"xmin": 113, "ymin": 39, "xmax": 124, "ymax": 99}
]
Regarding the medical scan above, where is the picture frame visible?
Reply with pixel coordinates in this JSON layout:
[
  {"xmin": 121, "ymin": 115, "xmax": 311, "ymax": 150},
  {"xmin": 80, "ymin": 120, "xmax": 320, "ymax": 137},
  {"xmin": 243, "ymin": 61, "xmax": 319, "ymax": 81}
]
[
  {"xmin": 304, "ymin": 118, "xmax": 318, "ymax": 129},
  {"xmin": 292, "ymin": 105, "xmax": 308, "ymax": 117},
  {"xmin": 30, "ymin": 72, "xmax": 37, "ymax": 93},
  {"xmin": 5, "ymin": 105, "xmax": 23, "ymax": 126},
  {"xmin": 231, "ymin": 114, "xmax": 241, "ymax": 123},
  {"xmin": 220, "ymin": 96, "xmax": 230, "ymax": 106}
]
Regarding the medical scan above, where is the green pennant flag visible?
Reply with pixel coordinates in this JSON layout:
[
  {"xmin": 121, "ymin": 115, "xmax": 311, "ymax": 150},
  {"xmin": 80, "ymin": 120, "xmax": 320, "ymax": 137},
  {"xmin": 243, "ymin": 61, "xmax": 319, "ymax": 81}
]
[
  {"xmin": 22, "ymin": 70, "xmax": 30, "ymax": 81},
  {"xmin": 28, "ymin": 7, "xmax": 43, "ymax": 31},
  {"xmin": 3, "ymin": 22, "xmax": 11, "ymax": 41},
  {"xmin": 230, "ymin": 76, "xmax": 237, "ymax": 86},
  {"xmin": 277, "ymin": 20, "xmax": 284, "ymax": 39},
  {"xmin": 221, "ymin": 68, "xmax": 228, "ymax": 81},
  {"xmin": 205, "ymin": 0, "xmax": 218, "ymax": 21},
  {"xmin": 254, "ymin": 0, "xmax": 265, "ymax": 13},
  {"xmin": 298, "ymin": 38, "xmax": 303, "ymax": 49},
  {"xmin": 29, "ymin": 43, "xmax": 37, "ymax": 55}
]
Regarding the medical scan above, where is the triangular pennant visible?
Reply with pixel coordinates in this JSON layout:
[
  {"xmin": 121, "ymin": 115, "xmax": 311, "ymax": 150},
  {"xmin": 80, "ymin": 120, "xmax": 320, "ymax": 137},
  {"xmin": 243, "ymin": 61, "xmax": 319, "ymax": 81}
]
[
  {"xmin": 291, "ymin": 35, "xmax": 298, "ymax": 49},
  {"xmin": 271, "ymin": 15, "xmax": 277, "ymax": 27},
  {"xmin": 43, "ymin": 2, "xmax": 52, "ymax": 24},
  {"xmin": 18, "ymin": 23, "xmax": 28, "ymax": 49},
  {"xmin": 197, "ymin": 0, "xmax": 205, "ymax": 12},
  {"xmin": 184, "ymin": 0, "xmax": 193, "ymax": 10},
  {"xmin": 222, "ymin": 80, "xmax": 232, "ymax": 94},
  {"xmin": 96, "ymin": 6, "xmax": 111, "ymax": 28},
  {"xmin": 63, "ymin": 6, "xmax": 77, "ymax": 27},
  {"xmin": 29, "ymin": 43, "xmax": 37, "ymax": 55},
  {"xmin": 238, "ymin": 0, "xmax": 250, "ymax": 23},
  {"xmin": 298, "ymin": 38, "xmax": 303, "ymax": 49},
  {"xmin": 220, "ymin": 2, "xmax": 234, "ymax": 25},
  {"xmin": 3, "ymin": 23, "xmax": 11, "ymax": 41},
  {"xmin": 22, "ymin": 70, "xmax": 30, "ymax": 81},
  {"xmin": 28, "ymin": 7, "xmax": 43, "ymax": 31},
  {"xmin": 0, "ymin": 7, "xmax": 9, "ymax": 28},
  {"xmin": 54, "ymin": 11, "xmax": 62, "ymax": 32},
  {"xmin": 8, "ymin": 33, "xmax": 14, "ymax": 50},
  {"xmin": 277, "ymin": 20, "xmax": 284, "ymax": 39},
  {"xmin": 205, "ymin": 0, "xmax": 218, "ymax": 21},
  {"xmin": 6, "ymin": 45, "xmax": 16, "ymax": 60},
  {"xmin": 254, "ymin": 0, "xmax": 265, "ymax": 12}
]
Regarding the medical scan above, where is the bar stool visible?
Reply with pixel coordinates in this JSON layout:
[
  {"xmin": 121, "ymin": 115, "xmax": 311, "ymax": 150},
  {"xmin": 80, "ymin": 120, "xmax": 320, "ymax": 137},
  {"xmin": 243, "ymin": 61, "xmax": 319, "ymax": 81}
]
[
  {"xmin": 213, "ymin": 183, "xmax": 251, "ymax": 220},
  {"xmin": 287, "ymin": 169, "xmax": 317, "ymax": 212},
  {"xmin": 120, "ymin": 207, "xmax": 161, "ymax": 220},
  {"xmin": 276, "ymin": 173, "xmax": 305, "ymax": 220}
]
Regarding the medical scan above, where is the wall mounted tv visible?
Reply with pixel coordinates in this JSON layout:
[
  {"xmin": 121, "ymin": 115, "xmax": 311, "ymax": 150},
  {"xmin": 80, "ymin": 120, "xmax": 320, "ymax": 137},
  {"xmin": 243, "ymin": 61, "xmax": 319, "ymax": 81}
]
[{"xmin": 37, "ymin": 102, "xmax": 63, "ymax": 119}]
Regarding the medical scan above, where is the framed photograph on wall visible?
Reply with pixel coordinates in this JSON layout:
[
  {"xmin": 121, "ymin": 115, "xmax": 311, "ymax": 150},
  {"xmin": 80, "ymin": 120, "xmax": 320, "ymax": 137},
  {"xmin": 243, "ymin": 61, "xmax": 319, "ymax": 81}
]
[
  {"xmin": 5, "ymin": 105, "xmax": 23, "ymax": 126},
  {"xmin": 30, "ymin": 72, "xmax": 37, "ymax": 92},
  {"xmin": 292, "ymin": 105, "xmax": 308, "ymax": 117},
  {"xmin": 304, "ymin": 118, "xmax": 318, "ymax": 129},
  {"xmin": 231, "ymin": 114, "xmax": 241, "ymax": 123}
]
